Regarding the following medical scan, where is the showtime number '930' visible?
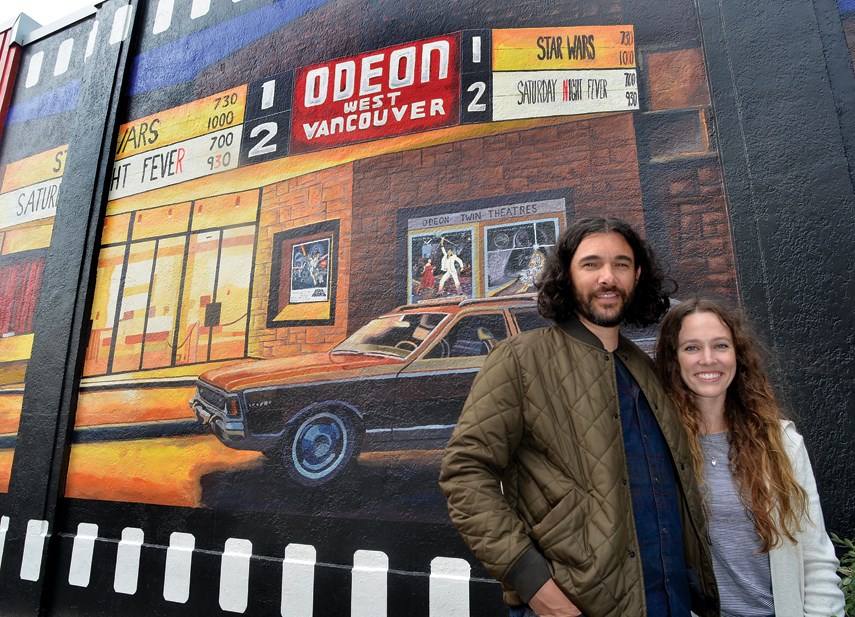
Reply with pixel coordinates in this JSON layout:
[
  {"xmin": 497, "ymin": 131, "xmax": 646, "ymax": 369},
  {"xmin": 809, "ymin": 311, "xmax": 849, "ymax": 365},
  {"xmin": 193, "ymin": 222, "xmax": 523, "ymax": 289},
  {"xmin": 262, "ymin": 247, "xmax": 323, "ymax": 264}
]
[{"xmin": 207, "ymin": 152, "xmax": 232, "ymax": 170}]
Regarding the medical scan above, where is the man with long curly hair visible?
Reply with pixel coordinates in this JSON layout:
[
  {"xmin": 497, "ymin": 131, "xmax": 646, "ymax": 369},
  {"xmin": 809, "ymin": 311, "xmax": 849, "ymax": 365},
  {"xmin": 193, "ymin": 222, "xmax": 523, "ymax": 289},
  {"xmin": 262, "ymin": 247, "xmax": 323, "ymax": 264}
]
[{"xmin": 440, "ymin": 217, "xmax": 719, "ymax": 617}]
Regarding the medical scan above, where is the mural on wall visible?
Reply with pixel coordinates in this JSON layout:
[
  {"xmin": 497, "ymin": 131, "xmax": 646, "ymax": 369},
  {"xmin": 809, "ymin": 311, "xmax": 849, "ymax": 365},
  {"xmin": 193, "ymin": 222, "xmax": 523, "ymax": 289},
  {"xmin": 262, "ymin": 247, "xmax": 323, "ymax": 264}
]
[
  {"xmin": 0, "ymin": 0, "xmax": 851, "ymax": 614},
  {"xmin": 0, "ymin": 15, "xmax": 90, "ymax": 492},
  {"xmin": 409, "ymin": 229, "xmax": 473, "ymax": 302},
  {"xmin": 57, "ymin": 0, "xmax": 738, "ymax": 528},
  {"xmin": 0, "ymin": 146, "xmax": 66, "ymax": 492}
]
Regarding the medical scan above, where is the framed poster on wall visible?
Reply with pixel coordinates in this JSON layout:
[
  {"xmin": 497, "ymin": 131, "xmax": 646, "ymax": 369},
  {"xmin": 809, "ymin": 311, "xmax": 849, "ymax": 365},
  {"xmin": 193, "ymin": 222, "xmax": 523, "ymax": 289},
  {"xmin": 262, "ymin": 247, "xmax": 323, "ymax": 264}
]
[{"xmin": 267, "ymin": 220, "xmax": 339, "ymax": 327}]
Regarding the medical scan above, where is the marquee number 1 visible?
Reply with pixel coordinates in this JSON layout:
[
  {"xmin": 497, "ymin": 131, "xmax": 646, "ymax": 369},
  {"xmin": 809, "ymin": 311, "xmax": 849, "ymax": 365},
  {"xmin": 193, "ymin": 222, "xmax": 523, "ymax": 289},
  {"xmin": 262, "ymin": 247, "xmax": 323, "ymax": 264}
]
[{"xmin": 260, "ymin": 79, "xmax": 275, "ymax": 111}]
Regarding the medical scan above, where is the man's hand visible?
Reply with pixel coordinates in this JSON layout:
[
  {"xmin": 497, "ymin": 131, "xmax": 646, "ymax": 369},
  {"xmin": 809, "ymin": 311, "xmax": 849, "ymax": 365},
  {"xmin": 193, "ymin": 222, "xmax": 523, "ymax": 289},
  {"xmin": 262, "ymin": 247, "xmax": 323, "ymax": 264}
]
[{"xmin": 527, "ymin": 579, "xmax": 583, "ymax": 617}]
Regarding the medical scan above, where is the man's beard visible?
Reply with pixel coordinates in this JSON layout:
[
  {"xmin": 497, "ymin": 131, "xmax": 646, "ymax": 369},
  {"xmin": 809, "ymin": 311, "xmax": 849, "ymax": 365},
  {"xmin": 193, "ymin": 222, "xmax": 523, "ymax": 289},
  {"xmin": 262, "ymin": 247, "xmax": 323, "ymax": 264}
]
[{"xmin": 575, "ymin": 286, "xmax": 633, "ymax": 327}]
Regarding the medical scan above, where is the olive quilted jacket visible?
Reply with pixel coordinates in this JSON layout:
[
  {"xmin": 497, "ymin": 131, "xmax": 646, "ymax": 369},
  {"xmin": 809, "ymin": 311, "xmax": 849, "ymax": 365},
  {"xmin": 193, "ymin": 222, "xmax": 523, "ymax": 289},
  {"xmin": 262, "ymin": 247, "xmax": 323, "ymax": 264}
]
[{"xmin": 439, "ymin": 318, "xmax": 719, "ymax": 617}]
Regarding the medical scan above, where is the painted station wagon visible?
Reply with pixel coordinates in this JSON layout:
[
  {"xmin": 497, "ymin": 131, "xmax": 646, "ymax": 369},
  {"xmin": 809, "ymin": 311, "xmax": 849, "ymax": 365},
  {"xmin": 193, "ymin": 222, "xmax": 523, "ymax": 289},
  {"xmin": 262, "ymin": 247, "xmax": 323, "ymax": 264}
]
[{"xmin": 190, "ymin": 294, "xmax": 657, "ymax": 487}]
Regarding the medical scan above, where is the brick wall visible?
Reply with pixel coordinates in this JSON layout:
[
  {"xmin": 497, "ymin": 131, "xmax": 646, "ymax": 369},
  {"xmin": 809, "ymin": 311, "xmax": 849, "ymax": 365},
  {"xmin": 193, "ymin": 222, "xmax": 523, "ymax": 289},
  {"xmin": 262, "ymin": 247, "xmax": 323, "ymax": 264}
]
[
  {"xmin": 640, "ymin": 45, "xmax": 738, "ymax": 299},
  {"xmin": 248, "ymin": 165, "xmax": 353, "ymax": 358},
  {"xmin": 651, "ymin": 161, "xmax": 738, "ymax": 298}
]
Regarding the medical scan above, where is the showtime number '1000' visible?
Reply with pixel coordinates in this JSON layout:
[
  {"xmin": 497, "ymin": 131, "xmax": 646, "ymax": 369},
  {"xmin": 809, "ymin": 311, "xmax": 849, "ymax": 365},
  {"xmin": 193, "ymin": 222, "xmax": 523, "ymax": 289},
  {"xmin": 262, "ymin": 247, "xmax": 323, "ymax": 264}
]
[{"xmin": 207, "ymin": 111, "xmax": 235, "ymax": 131}]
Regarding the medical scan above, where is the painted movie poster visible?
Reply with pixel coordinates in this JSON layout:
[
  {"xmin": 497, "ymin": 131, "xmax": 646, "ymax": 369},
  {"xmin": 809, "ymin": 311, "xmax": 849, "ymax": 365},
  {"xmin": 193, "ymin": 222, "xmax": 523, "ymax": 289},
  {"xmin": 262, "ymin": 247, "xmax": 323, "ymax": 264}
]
[
  {"xmin": 290, "ymin": 239, "xmax": 331, "ymax": 303},
  {"xmin": 409, "ymin": 230, "xmax": 473, "ymax": 302}
]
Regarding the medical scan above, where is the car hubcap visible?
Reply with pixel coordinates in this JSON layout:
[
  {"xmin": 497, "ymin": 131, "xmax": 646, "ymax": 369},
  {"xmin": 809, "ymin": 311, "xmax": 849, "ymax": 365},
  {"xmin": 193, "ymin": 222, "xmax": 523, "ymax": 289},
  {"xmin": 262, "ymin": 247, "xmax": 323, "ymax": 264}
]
[{"xmin": 292, "ymin": 412, "xmax": 347, "ymax": 478}]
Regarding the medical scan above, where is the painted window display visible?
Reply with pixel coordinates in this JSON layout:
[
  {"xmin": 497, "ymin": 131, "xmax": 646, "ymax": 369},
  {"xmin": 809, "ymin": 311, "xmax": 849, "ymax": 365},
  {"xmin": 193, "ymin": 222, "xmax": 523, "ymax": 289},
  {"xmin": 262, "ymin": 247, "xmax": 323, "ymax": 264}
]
[
  {"xmin": 406, "ymin": 196, "xmax": 567, "ymax": 303},
  {"xmin": 290, "ymin": 240, "xmax": 331, "ymax": 303},
  {"xmin": 83, "ymin": 192, "xmax": 257, "ymax": 376},
  {"xmin": 0, "ymin": 259, "xmax": 44, "ymax": 337}
]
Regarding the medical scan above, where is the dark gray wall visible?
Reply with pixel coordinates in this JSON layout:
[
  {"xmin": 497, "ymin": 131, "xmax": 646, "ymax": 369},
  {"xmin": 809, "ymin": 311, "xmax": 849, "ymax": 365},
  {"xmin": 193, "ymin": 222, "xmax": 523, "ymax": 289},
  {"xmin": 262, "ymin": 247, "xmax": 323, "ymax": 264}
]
[{"xmin": 698, "ymin": 0, "xmax": 855, "ymax": 536}]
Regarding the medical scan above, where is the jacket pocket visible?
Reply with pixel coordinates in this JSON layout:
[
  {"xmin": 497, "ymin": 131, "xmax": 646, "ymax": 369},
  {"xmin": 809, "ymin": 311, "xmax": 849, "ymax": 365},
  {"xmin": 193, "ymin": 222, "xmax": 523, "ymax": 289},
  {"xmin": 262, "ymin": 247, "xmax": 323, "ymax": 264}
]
[{"xmin": 529, "ymin": 487, "xmax": 593, "ymax": 568}]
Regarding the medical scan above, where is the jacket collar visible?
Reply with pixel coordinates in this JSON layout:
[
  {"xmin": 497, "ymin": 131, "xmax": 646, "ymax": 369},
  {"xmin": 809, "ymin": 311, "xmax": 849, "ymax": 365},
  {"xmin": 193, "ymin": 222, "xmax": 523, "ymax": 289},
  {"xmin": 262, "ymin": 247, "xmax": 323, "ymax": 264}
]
[{"xmin": 557, "ymin": 313, "xmax": 632, "ymax": 353}]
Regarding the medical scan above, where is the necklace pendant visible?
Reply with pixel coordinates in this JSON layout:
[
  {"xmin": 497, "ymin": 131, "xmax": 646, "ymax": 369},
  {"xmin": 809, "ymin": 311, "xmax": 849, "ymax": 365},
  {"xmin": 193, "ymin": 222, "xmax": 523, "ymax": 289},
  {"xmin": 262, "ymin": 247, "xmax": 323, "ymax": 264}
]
[{"xmin": 711, "ymin": 458, "xmax": 717, "ymax": 466}]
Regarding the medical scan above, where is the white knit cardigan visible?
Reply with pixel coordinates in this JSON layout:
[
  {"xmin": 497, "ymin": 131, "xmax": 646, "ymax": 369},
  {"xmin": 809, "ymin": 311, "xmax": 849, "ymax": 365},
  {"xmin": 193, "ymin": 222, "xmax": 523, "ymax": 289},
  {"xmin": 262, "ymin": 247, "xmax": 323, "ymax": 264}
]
[{"xmin": 769, "ymin": 420, "xmax": 845, "ymax": 617}]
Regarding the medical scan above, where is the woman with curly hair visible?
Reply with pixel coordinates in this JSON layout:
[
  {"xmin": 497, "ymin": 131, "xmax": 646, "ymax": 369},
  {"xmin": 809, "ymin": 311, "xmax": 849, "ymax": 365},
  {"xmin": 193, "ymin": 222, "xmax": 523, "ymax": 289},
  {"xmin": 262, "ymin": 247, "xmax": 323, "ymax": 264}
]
[{"xmin": 655, "ymin": 297, "xmax": 844, "ymax": 617}]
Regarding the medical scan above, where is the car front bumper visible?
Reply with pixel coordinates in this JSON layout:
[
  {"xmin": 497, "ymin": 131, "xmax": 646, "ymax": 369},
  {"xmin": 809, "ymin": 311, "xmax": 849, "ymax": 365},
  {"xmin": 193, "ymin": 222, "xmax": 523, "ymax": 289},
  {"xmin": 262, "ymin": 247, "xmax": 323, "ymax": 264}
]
[{"xmin": 190, "ymin": 390, "xmax": 280, "ymax": 452}]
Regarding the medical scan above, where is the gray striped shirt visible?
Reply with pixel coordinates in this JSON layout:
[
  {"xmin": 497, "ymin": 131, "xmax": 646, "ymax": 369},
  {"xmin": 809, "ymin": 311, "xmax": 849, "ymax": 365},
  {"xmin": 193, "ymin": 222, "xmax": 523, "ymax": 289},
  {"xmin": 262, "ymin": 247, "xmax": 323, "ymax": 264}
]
[{"xmin": 700, "ymin": 432, "xmax": 774, "ymax": 617}]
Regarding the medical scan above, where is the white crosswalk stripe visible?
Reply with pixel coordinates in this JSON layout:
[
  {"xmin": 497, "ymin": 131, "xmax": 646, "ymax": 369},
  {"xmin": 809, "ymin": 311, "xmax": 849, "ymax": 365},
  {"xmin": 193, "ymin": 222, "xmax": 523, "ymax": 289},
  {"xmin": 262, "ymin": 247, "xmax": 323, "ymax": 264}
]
[
  {"xmin": 20, "ymin": 519, "xmax": 49, "ymax": 582},
  {"xmin": 219, "ymin": 537, "xmax": 252, "ymax": 613},
  {"xmin": 163, "ymin": 531, "xmax": 195, "ymax": 603}
]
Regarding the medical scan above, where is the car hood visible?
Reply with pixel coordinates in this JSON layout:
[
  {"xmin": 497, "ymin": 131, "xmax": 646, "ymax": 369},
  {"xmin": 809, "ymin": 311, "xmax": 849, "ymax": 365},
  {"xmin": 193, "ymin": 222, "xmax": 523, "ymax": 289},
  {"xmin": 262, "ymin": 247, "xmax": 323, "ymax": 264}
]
[{"xmin": 197, "ymin": 352, "xmax": 406, "ymax": 392}]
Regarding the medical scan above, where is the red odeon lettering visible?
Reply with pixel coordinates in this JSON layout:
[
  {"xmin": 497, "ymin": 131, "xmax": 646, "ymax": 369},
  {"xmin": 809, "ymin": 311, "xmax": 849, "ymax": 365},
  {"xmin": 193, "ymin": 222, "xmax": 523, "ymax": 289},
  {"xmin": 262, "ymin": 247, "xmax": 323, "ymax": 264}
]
[{"xmin": 303, "ymin": 40, "xmax": 451, "ymax": 108}]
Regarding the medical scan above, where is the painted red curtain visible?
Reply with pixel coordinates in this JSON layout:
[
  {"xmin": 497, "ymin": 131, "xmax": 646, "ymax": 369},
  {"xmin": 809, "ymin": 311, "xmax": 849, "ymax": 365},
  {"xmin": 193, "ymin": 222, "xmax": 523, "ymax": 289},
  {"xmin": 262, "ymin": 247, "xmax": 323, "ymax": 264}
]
[{"xmin": 0, "ymin": 257, "xmax": 45, "ymax": 335}]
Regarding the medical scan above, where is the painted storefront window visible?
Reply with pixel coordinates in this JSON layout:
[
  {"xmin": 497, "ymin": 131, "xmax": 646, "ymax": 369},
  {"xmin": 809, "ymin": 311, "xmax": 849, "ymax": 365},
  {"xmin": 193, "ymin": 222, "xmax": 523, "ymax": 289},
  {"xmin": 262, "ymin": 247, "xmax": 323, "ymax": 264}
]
[
  {"xmin": 406, "ymin": 196, "xmax": 565, "ymax": 302},
  {"xmin": 408, "ymin": 229, "xmax": 474, "ymax": 303}
]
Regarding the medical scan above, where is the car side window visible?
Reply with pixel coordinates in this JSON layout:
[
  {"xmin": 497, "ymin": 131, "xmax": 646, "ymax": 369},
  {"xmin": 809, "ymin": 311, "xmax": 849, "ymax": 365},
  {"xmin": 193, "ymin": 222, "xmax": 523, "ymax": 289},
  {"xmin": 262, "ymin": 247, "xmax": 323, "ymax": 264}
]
[
  {"xmin": 424, "ymin": 313, "xmax": 509, "ymax": 359},
  {"xmin": 511, "ymin": 308, "xmax": 551, "ymax": 332}
]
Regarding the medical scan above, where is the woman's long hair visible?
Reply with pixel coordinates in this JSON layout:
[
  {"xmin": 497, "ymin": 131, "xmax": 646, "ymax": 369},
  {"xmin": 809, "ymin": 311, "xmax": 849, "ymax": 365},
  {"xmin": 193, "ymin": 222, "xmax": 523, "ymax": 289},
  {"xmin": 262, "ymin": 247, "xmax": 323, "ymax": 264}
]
[{"xmin": 655, "ymin": 297, "xmax": 808, "ymax": 552}]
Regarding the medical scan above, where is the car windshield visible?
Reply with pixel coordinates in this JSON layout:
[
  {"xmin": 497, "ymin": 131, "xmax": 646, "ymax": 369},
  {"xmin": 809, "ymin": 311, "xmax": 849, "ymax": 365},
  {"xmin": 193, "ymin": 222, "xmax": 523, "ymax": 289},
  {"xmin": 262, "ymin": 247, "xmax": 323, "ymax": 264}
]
[{"xmin": 331, "ymin": 312, "xmax": 447, "ymax": 358}]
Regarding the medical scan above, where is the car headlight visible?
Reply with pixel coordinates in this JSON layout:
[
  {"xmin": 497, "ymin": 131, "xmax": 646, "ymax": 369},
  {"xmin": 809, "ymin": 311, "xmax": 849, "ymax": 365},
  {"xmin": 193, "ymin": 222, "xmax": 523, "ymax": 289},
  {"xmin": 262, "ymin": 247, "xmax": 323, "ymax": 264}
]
[{"xmin": 225, "ymin": 397, "xmax": 241, "ymax": 418}]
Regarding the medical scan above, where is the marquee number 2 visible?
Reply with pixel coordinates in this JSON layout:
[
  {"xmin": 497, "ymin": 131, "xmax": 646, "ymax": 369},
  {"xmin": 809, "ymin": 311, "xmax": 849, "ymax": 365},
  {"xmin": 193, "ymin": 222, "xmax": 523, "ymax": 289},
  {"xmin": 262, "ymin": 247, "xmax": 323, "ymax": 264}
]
[
  {"xmin": 248, "ymin": 122, "xmax": 278, "ymax": 158},
  {"xmin": 466, "ymin": 82, "xmax": 487, "ymax": 113}
]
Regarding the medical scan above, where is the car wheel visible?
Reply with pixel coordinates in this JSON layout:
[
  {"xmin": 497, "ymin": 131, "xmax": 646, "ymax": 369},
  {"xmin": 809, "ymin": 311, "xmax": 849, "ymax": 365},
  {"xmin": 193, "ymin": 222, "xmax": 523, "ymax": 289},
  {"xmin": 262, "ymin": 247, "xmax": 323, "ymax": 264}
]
[{"xmin": 283, "ymin": 408, "xmax": 361, "ymax": 487}]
